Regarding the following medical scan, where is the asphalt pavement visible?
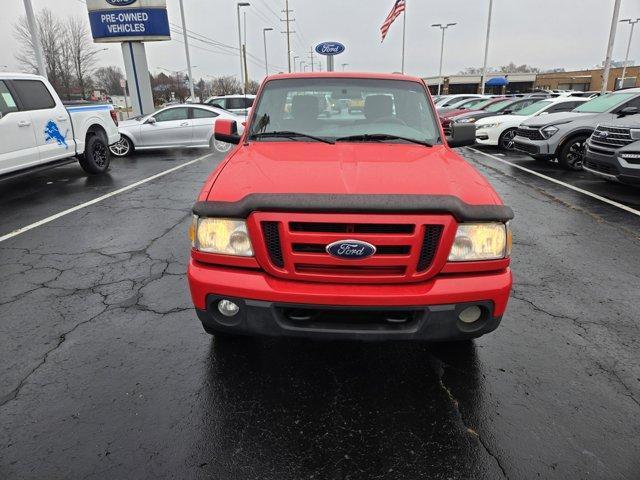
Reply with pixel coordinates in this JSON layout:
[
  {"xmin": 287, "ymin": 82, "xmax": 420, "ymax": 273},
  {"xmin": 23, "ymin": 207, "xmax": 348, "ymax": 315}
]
[{"xmin": 1, "ymin": 146, "xmax": 639, "ymax": 480}]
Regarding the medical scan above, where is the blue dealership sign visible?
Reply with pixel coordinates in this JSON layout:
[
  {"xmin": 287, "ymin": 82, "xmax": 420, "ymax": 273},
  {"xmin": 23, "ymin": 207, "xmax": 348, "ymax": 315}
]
[
  {"xmin": 315, "ymin": 42, "xmax": 345, "ymax": 56},
  {"xmin": 88, "ymin": 8, "xmax": 170, "ymax": 41}
]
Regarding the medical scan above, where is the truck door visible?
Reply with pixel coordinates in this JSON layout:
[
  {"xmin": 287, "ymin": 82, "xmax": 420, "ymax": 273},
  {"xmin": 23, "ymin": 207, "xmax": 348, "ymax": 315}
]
[
  {"xmin": 0, "ymin": 80, "xmax": 39, "ymax": 176},
  {"xmin": 11, "ymin": 79, "xmax": 71, "ymax": 164}
]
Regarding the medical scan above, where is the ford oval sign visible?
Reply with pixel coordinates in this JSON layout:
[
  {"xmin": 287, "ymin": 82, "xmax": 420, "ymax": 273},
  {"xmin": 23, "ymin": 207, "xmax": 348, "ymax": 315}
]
[
  {"xmin": 106, "ymin": 0, "xmax": 137, "ymax": 5},
  {"xmin": 326, "ymin": 240, "xmax": 376, "ymax": 260},
  {"xmin": 315, "ymin": 42, "xmax": 345, "ymax": 56}
]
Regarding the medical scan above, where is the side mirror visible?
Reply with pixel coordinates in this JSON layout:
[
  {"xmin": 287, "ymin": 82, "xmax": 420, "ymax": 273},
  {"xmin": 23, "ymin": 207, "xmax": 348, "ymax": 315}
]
[
  {"xmin": 446, "ymin": 122, "xmax": 476, "ymax": 148},
  {"xmin": 618, "ymin": 106, "xmax": 639, "ymax": 117},
  {"xmin": 214, "ymin": 119, "xmax": 241, "ymax": 145},
  {"xmin": 146, "ymin": 117, "xmax": 156, "ymax": 125}
]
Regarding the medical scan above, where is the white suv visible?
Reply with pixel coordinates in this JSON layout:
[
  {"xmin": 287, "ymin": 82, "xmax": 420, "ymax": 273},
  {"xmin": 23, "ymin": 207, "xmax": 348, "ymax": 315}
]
[{"xmin": 204, "ymin": 95, "xmax": 255, "ymax": 116}]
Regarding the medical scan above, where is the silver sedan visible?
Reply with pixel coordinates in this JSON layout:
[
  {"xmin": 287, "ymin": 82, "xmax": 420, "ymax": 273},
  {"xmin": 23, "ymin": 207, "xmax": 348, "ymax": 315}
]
[{"xmin": 109, "ymin": 104, "xmax": 243, "ymax": 157}]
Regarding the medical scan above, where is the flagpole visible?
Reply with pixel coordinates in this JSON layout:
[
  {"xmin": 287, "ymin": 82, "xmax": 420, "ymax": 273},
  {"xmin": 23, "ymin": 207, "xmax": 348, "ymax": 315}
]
[{"xmin": 401, "ymin": 4, "xmax": 406, "ymax": 73}]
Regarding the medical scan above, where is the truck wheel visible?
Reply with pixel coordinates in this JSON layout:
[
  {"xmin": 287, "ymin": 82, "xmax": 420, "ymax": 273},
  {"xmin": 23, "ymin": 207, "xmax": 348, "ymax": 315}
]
[
  {"xmin": 109, "ymin": 136, "xmax": 133, "ymax": 157},
  {"xmin": 498, "ymin": 128, "xmax": 517, "ymax": 150},
  {"xmin": 558, "ymin": 135, "xmax": 588, "ymax": 170},
  {"xmin": 79, "ymin": 135, "xmax": 110, "ymax": 174}
]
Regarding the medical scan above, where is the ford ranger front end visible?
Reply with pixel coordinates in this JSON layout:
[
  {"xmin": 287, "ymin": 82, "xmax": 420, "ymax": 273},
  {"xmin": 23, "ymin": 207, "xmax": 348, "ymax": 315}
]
[{"xmin": 187, "ymin": 72, "xmax": 513, "ymax": 341}]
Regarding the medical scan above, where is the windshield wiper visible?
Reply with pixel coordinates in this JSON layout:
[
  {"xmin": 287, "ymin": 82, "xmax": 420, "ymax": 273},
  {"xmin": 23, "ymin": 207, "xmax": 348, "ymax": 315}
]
[
  {"xmin": 251, "ymin": 131, "xmax": 335, "ymax": 144},
  {"xmin": 335, "ymin": 134, "xmax": 433, "ymax": 147}
]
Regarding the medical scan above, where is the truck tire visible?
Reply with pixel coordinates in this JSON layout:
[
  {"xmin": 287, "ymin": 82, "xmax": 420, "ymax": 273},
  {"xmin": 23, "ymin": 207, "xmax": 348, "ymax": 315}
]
[
  {"xmin": 498, "ymin": 128, "xmax": 517, "ymax": 150},
  {"xmin": 78, "ymin": 135, "xmax": 110, "ymax": 174},
  {"xmin": 558, "ymin": 135, "xmax": 588, "ymax": 171},
  {"xmin": 109, "ymin": 136, "xmax": 133, "ymax": 157}
]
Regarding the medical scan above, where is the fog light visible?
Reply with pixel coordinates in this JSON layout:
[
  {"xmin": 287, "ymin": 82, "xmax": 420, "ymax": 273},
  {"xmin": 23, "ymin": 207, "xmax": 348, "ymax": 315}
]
[
  {"xmin": 217, "ymin": 299, "xmax": 239, "ymax": 317},
  {"xmin": 458, "ymin": 305, "xmax": 482, "ymax": 324}
]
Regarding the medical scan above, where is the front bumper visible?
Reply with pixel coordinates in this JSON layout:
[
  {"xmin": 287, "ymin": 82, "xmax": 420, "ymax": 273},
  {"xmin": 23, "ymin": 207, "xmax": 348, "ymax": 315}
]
[
  {"xmin": 475, "ymin": 127, "xmax": 501, "ymax": 146},
  {"xmin": 188, "ymin": 259, "xmax": 512, "ymax": 341},
  {"xmin": 584, "ymin": 145, "xmax": 640, "ymax": 185},
  {"xmin": 512, "ymin": 135, "xmax": 554, "ymax": 159}
]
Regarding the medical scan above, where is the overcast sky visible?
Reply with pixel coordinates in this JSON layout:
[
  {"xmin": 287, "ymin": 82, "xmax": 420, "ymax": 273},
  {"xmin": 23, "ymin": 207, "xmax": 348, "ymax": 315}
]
[{"xmin": 1, "ymin": 0, "xmax": 640, "ymax": 80}]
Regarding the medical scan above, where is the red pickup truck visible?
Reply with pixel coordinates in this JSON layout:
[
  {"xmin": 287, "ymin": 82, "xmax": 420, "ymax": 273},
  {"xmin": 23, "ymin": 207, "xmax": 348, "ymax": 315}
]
[{"xmin": 188, "ymin": 72, "xmax": 513, "ymax": 342}]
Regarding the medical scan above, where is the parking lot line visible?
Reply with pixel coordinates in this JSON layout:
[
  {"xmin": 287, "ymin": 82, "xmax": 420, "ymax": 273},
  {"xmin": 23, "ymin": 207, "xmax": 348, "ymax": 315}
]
[
  {"xmin": 0, "ymin": 153, "xmax": 214, "ymax": 244},
  {"xmin": 467, "ymin": 147, "xmax": 640, "ymax": 218}
]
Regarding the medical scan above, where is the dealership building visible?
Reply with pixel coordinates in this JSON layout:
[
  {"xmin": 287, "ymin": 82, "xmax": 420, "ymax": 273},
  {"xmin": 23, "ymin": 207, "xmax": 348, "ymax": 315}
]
[{"xmin": 424, "ymin": 65, "xmax": 640, "ymax": 94}]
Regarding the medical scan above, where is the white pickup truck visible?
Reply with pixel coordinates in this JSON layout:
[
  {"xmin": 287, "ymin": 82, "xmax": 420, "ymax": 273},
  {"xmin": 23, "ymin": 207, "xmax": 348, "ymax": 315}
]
[{"xmin": 0, "ymin": 73, "xmax": 120, "ymax": 178}]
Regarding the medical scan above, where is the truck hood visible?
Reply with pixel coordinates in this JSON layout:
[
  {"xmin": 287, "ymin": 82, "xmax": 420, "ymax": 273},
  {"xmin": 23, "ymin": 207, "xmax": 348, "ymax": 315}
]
[
  {"xmin": 206, "ymin": 143, "xmax": 502, "ymax": 206},
  {"xmin": 521, "ymin": 111, "xmax": 592, "ymax": 128}
]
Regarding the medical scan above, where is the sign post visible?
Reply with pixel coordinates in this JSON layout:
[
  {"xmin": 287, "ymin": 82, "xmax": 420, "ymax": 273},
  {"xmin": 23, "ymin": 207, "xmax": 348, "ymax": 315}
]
[
  {"xmin": 85, "ymin": 0, "xmax": 171, "ymax": 116},
  {"xmin": 315, "ymin": 42, "xmax": 345, "ymax": 72}
]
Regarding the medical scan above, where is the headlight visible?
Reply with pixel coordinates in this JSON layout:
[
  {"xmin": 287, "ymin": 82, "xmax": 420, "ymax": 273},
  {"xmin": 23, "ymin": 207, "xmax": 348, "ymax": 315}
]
[
  {"xmin": 191, "ymin": 217, "xmax": 254, "ymax": 256},
  {"xmin": 541, "ymin": 126, "xmax": 559, "ymax": 139},
  {"xmin": 457, "ymin": 117, "xmax": 477, "ymax": 123},
  {"xmin": 479, "ymin": 122, "xmax": 502, "ymax": 129},
  {"xmin": 448, "ymin": 222, "xmax": 511, "ymax": 262}
]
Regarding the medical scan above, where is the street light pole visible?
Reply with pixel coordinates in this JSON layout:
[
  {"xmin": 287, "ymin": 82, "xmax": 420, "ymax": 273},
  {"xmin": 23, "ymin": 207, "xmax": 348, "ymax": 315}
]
[
  {"xmin": 480, "ymin": 0, "xmax": 493, "ymax": 95},
  {"xmin": 22, "ymin": 0, "xmax": 46, "ymax": 77},
  {"xmin": 178, "ymin": 0, "xmax": 195, "ymax": 101},
  {"xmin": 236, "ymin": 2, "xmax": 250, "ymax": 94},
  {"xmin": 342, "ymin": 63, "xmax": 348, "ymax": 71},
  {"xmin": 293, "ymin": 55, "xmax": 299, "ymax": 72},
  {"xmin": 619, "ymin": 18, "xmax": 640, "ymax": 89},
  {"xmin": 263, "ymin": 27, "xmax": 274, "ymax": 76},
  {"xmin": 601, "ymin": 0, "xmax": 622, "ymax": 94},
  {"xmin": 431, "ymin": 23, "xmax": 456, "ymax": 96}
]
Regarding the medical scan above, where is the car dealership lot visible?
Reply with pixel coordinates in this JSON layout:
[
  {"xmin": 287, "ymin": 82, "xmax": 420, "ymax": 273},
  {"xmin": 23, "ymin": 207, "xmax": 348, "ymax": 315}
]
[{"xmin": 1, "ymin": 148, "xmax": 639, "ymax": 479}]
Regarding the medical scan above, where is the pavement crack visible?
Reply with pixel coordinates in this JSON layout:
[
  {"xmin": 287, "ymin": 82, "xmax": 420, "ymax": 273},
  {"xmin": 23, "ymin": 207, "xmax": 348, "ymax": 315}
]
[
  {"xmin": 0, "ymin": 307, "xmax": 107, "ymax": 408},
  {"xmin": 428, "ymin": 355, "xmax": 509, "ymax": 479},
  {"xmin": 510, "ymin": 294, "xmax": 578, "ymax": 321}
]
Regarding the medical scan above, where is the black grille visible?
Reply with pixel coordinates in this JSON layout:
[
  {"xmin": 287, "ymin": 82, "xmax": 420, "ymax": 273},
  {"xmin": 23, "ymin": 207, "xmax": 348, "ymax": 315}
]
[
  {"xmin": 262, "ymin": 221, "xmax": 284, "ymax": 268},
  {"xmin": 590, "ymin": 126, "xmax": 634, "ymax": 149},
  {"xmin": 290, "ymin": 222, "xmax": 414, "ymax": 234},
  {"xmin": 417, "ymin": 225, "xmax": 443, "ymax": 271},
  {"xmin": 516, "ymin": 127, "xmax": 544, "ymax": 140}
]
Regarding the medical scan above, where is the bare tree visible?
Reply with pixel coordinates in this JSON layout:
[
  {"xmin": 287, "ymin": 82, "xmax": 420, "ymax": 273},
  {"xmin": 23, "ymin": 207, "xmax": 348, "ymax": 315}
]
[
  {"xmin": 14, "ymin": 10, "xmax": 99, "ymax": 100},
  {"xmin": 14, "ymin": 9, "xmax": 63, "ymax": 90},
  {"xmin": 211, "ymin": 76, "xmax": 242, "ymax": 96},
  {"xmin": 66, "ymin": 17, "xmax": 99, "ymax": 99},
  {"xmin": 95, "ymin": 66, "xmax": 124, "ymax": 95},
  {"xmin": 246, "ymin": 79, "xmax": 260, "ymax": 95}
]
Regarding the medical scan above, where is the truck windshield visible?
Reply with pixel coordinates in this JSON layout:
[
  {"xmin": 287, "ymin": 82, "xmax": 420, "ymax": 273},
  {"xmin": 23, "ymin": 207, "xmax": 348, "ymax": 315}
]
[
  {"xmin": 573, "ymin": 92, "xmax": 636, "ymax": 113},
  {"xmin": 248, "ymin": 78, "xmax": 440, "ymax": 145}
]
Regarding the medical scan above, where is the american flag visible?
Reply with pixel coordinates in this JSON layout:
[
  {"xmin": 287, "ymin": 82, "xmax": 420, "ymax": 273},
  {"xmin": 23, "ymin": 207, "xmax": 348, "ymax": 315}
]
[{"xmin": 380, "ymin": 0, "xmax": 406, "ymax": 42}]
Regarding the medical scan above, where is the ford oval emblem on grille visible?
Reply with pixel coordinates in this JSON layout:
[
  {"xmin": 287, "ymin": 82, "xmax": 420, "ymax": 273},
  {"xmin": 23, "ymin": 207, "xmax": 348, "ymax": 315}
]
[{"xmin": 326, "ymin": 240, "xmax": 376, "ymax": 260}]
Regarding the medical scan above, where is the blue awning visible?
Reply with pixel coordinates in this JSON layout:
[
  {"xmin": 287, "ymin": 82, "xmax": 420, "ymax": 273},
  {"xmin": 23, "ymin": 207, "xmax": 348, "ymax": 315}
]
[{"xmin": 485, "ymin": 76, "xmax": 509, "ymax": 87}]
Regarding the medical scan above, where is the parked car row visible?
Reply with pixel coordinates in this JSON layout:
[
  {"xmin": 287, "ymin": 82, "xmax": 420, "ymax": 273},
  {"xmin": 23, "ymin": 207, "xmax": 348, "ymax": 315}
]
[{"xmin": 439, "ymin": 87, "xmax": 640, "ymax": 186}]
